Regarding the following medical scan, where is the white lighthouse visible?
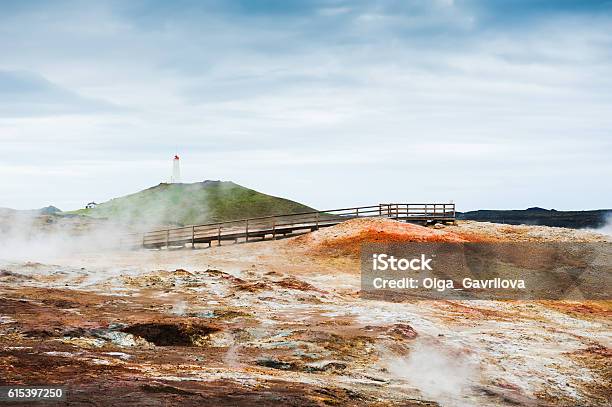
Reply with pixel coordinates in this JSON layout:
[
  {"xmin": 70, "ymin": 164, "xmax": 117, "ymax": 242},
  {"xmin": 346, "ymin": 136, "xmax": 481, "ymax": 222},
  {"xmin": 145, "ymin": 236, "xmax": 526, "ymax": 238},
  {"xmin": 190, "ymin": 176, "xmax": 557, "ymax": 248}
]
[{"xmin": 171, "ymin": 155, "xmax": 181, "ymax": 183}]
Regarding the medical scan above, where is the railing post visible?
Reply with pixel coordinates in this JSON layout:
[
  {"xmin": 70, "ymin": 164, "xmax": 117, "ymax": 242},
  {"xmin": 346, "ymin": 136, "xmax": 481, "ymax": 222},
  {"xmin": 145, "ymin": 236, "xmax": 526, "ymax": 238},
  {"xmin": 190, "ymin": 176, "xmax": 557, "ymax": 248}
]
[
  {"xmin": 272, "ymin": 217, "xmax": 276, "ymax": 239},
  {"xmin": 191, "ymin": 225, "xmax": 195, "ymax": 249},
  {"xmin": 166, "ymin": 229, "xmax": 170, "ymax": 249},
  {"xmin": 142, "ymin": 233, "xmax": 145, "ymax": 249},
  {"xmin": 316, "ymin": 212, "xmax": 319, "ymax": 230},
  {"xmin": 379, "ymin": 204, "xmax": 382, "ymax": 216},
  {"xmin": 218, "ymin": 225, "xmax": 221, "ymax": 246},
  {"xmin": 356, "ymin": 208, "xmax": 359, "ymax": 217},
  {"xmin": 245, "ymin": 219, "xmax": 249, "ymax": 242}
]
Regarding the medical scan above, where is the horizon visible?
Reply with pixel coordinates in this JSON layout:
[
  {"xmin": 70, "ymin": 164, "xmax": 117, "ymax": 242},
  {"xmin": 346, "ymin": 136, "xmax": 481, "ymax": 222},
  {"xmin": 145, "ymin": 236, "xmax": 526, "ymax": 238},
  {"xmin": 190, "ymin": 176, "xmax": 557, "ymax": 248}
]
[
  {"xmin": 1, "ymin": 0, "xmax": 611, "ymax": 211},
  {"xmin": 3, "ymin": 178, "xmax": 612, "ymax": 213}
]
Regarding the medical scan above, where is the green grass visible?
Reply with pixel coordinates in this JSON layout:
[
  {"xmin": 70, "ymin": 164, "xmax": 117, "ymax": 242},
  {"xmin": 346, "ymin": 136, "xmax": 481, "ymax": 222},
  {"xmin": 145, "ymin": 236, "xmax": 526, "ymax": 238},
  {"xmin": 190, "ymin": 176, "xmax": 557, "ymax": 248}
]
[{"xmin": 67, "ymin": 181, "xmax": 315, "ymax": 226}]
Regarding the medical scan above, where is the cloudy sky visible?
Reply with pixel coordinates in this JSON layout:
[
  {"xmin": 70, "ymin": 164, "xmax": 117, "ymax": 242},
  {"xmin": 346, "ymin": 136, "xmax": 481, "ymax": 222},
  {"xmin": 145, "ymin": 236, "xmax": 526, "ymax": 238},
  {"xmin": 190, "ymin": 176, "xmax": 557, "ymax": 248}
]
[{"xmin": 1, "ymin": 0, "xmax": 611, "ymax": 211}]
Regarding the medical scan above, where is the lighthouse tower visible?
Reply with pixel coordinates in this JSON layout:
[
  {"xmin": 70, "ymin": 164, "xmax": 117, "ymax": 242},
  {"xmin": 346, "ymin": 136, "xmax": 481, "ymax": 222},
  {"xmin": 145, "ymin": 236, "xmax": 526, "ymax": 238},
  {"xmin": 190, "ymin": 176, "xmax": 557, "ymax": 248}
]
[{"xmin": 171, "ymin": 155, "xmax": 181, "ymax": 183}]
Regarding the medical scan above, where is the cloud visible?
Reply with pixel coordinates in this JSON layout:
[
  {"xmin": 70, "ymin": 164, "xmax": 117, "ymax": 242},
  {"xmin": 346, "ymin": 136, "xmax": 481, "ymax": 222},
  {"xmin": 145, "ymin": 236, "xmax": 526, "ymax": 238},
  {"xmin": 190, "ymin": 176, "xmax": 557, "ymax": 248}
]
[
  {"xmin": 0, "ymin": 0, "xmax": 610, "ymax": 211},
  {"xmin": 0, "ymin": 70, "xmax": 119, "ymax": 117}
]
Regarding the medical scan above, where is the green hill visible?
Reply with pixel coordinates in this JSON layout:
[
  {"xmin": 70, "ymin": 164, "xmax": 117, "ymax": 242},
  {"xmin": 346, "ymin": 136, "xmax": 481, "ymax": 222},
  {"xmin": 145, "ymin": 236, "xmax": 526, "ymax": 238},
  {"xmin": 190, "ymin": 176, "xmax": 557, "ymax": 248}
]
[{"xmin": 70, "ymin": 181, "xmax": 315, "ymax": 226}]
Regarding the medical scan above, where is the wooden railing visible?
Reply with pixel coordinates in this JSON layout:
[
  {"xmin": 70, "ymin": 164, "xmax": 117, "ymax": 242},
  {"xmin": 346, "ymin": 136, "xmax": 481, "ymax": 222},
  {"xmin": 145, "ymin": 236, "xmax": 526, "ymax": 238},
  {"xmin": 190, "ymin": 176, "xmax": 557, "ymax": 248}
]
[{"xmin": 123, "ymin": 203, "xmax": 455, "ymax": 249}]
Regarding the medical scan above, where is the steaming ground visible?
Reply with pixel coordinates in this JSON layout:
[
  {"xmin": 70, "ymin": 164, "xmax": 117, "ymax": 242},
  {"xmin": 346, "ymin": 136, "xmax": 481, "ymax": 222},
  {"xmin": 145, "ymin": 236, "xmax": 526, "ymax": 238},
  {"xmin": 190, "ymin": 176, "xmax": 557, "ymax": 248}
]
[
  {"xmin": 0, "ymin": 219, "xmax": 610, "ymax": 406},
  {"xmin": 589, "ymin": 213, "xmax": 612, "ymax": 237},
  {"xmin": 0, "ymin": 211, "xmax": 132, "ymax": 263}
]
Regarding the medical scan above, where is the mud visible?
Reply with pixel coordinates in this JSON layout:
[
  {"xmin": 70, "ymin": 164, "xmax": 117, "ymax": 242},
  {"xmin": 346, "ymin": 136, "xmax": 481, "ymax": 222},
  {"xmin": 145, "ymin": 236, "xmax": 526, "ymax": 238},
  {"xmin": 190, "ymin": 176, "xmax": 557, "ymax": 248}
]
[{"xmin": 0, "ymin": 219, "xmax": 610, "ymax": 406}]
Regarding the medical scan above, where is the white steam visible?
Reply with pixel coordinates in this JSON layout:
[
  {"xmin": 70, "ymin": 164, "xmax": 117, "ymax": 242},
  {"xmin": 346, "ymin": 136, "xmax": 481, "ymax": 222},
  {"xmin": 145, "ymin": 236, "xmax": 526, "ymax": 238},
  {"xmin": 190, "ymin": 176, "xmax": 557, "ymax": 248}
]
[
  {"xmin": 583, "ymin": 212, "xmax": 612, "ymax": 237},
  {"xmin": 388, "ymin": 339, "xmax": 479, "ymax": 407},
  {"xmin": 171, "ymin": 300, "xmax": 188, "ymax": 316},
  {"xmin": 0, "ymin": 210, "xmax": 132, "ymax": 263},
  {"xmin": 594, "ymin": 213, "xmax": 612, "ymax": 236}
]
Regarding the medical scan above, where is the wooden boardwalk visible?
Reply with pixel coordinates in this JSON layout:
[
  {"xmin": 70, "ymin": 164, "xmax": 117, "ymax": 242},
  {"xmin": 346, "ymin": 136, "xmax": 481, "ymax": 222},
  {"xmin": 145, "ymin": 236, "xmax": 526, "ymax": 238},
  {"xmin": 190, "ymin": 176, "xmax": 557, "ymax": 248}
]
[{"xmin": 126, "ymin": 203, "xmax": 455, "ymax": 250}]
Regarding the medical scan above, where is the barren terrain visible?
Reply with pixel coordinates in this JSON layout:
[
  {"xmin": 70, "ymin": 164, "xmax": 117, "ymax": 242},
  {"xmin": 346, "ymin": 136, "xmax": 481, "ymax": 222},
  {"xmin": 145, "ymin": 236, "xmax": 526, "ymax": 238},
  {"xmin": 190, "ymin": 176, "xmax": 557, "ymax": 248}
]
[{"xmin": 0, "ymin": 219, "xmax": 610, "ymax": 406}]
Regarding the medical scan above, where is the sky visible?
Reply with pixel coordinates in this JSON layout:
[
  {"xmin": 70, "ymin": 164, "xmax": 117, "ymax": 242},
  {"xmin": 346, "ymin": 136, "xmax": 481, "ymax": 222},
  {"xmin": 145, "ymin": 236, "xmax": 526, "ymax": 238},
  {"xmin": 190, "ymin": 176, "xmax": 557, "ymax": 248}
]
[{"xmin": 1, "ymin": 0, "xmax": 611, "ymax": 211}]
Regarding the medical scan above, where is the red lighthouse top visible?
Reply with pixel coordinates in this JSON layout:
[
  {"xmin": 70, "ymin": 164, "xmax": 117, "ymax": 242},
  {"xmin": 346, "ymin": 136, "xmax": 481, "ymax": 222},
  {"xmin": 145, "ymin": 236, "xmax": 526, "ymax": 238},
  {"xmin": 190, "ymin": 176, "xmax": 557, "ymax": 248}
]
[{"xmin": 174, "ymin": 155, "xmax": 180, "ymax": 160}]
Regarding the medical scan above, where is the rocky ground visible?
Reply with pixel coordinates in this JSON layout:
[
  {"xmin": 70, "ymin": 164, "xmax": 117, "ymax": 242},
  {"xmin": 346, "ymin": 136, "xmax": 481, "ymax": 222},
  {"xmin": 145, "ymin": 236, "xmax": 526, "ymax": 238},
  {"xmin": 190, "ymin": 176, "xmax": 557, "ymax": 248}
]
[{"xmin": 0, "ymin": 219, "xmax": 610, "ymax": 406}]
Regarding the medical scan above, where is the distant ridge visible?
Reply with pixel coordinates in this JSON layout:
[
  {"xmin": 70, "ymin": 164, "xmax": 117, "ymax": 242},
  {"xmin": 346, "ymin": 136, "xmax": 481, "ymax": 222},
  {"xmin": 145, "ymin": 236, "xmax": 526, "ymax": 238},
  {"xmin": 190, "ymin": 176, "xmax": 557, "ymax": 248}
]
[
  {"xmin": 39, "ymin": 206, "xmax": 62, "ymax": 215},
  {"xmin": 0, "ymin": 205, "xmax": 61, "ymax": 216},
  {"xmin": 70, "ymin": 180, "xmax": 315, "ymax": 226},
  {"xmin": 457, "ymin": 208, "xmax": 612, "ymax": 229}
]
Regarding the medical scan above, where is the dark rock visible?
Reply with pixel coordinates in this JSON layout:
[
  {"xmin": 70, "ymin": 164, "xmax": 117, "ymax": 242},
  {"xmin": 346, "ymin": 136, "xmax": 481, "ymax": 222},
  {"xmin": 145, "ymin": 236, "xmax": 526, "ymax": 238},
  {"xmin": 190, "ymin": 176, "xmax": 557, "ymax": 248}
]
[
  {"xmin": 121, "ymin": 322, "xmax": 219, "ymax": 346},
  {"xmin": 256, "ymin": 358, "xmax": 297, "ymax": 370},
  {"xmin": 387, "ymin": 323, "xmax": 418, "ymax": 340},
  {"xmin": 457, "ymin": 208, "xmax": 612, "ymax": 229}
]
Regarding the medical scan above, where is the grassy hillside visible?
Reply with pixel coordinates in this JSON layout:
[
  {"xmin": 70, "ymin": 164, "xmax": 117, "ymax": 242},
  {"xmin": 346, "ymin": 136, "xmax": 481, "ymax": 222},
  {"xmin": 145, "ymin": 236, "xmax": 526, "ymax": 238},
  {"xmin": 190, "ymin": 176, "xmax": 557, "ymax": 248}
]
[{"xmin": 70, "ymin": 181, "xmax": 315, "ymax": 227}]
